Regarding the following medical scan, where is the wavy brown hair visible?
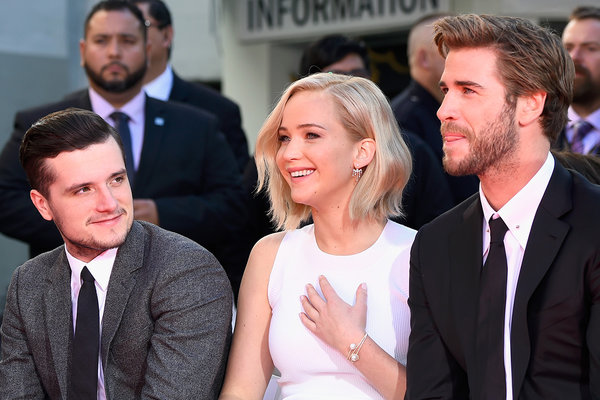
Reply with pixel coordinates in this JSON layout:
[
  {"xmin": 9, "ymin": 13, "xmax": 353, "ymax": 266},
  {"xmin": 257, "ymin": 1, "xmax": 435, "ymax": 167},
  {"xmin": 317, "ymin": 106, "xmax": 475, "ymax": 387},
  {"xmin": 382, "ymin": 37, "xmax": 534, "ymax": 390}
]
[{"xmin": 433, "ymin": 14, "xmax": 574, "ymax": 142}]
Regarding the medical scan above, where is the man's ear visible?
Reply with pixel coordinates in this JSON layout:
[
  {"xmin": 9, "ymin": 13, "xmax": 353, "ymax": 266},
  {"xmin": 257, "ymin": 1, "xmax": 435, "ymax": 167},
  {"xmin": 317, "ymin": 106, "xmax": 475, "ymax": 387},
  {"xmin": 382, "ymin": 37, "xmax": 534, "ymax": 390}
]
[
  {"xmin": 30, "ymin": 190, "xmax": 53, "ymax": 221},
  {"xmin": 79, "ymin": 38, "xmax": 86, "ymax": 67},
  {"xmin": 517, "ymin": 91, "xmax": 546, "ymax": 128},
  {"xmin": 354, "ymin": 138, "xmax": 376, "ymax": 169},
  {"xmin": 163, "ymin": 25, "xmax": 174, "ymax": 49},
  {"xmin": 416, "ymin": 48, "xmax": 429, "ymax": 69}
]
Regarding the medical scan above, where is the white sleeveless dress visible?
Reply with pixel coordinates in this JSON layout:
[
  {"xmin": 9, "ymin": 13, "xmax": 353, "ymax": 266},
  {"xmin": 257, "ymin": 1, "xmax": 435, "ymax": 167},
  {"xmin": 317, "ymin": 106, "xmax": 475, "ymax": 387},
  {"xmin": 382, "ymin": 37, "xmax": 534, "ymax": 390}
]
[{"xmin": 268, "ymin": 220, "xmax": 415, "ymax": 399}]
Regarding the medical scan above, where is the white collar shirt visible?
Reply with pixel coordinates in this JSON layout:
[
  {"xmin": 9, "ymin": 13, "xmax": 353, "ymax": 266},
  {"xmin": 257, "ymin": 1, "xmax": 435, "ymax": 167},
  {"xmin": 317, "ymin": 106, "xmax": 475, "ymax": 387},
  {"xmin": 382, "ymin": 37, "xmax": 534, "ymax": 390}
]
[
  {"xmin": 479, "ymin": 152, "xmax": 554, "ymax": 400},
  {"xmin": 143, "ymin": 63, "xmax": 174, "ymax": 101},
  {"xmin": 88, "ymin": 87, "xmax": 146, "ymax": 170},
  {"xmin": 66, "ymin": 246, "xmax": 118, "ymax": 400},
  {"xmin": 566, "ymin": 106, "xmax": 600, "ymax": 154}
]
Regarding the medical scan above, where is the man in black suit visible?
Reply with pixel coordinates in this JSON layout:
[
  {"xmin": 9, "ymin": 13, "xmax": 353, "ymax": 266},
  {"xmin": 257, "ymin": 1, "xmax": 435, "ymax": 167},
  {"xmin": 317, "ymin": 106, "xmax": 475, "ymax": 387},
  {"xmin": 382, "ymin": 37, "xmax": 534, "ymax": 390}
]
[
  {"xmin": 391, "ymin": 14, "xmax": 479, "ymax": 205},
  {"xmin": 132, "ymin": 0, "xmax": 249, "ymax": 171},
  {"xmin": 0, "ymin": 1, "xmax": 245, "ymax": 292},
  {"xmin": 406, "ymin": 14, "xmax": 600, "ymax": 399}
]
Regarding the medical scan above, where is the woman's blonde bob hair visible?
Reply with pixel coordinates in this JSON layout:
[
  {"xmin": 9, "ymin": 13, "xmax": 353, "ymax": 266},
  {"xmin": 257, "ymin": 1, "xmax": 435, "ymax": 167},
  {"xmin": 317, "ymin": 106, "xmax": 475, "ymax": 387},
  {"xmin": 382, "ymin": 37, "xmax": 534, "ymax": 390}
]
[{"xmin": 255, "ymin": 72, "xmax": 412, "ymax": 231}]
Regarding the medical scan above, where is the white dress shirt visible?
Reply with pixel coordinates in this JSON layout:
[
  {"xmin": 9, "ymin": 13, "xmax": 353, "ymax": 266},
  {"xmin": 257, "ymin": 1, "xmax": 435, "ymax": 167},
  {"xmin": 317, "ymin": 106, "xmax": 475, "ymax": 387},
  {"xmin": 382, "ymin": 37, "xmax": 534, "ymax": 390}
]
[
  {"xmin": 88, "ymin": 87, "xmax": 146, "ymax": 170},
  {"xmin": 143, "ymin": 63, "xmax": 174, "ymax": 101},
  {"xmin": 566, "ymin": 106, "xmax": 600, "ymax": 154},
  {"xmin": 479, "ymin": 152, "xmax": 554, "ymax": 400},
  {"xmin": 67, "ymin": 247, "xmax": 118, "ymax": 400}
]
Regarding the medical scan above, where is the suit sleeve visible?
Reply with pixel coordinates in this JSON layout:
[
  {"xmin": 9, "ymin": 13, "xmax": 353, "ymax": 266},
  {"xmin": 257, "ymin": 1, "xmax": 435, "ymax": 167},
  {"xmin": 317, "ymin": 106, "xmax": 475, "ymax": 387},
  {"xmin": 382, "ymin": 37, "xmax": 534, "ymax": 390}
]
[
  {"xmin": 406, "ymin": 229, "xmax": 469, "ymax": 399},
  {"xmin": 141, "ymin": 245, "xmax": 233, "ymax": 399},
  {"xmin": 0, "ymin": 267, "xmax": 46, "ymax": 399}
]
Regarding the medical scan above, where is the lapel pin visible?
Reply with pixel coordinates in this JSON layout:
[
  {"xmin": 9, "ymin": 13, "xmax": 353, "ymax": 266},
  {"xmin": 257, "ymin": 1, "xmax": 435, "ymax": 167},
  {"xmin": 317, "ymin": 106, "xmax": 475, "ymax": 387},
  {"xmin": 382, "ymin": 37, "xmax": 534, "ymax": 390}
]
[{"xmin": 154, "ymin": 117, "xmax": 165, "ymax": 126}]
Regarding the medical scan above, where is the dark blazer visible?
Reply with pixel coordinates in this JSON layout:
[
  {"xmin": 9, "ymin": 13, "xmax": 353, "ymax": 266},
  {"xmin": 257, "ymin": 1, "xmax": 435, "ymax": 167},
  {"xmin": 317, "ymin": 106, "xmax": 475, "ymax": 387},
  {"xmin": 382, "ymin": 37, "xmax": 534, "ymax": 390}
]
[
  {"xmin": 0, "ymin": 90, "xmax": 246, "ymax": 289},
  {"xmin": 406, "ymin": 161, "xmax": 600, "ymax": 399},
  {"xmin": 391, "ymin": 79, "xmax": 479, "ymax": 204},
  {"xmin": 0, "ymin": 221, "xmax": 233, "ymax": 399},
  {"xmin": 169, "ymin": 71, "xmax": 249, "ymax": 171}
]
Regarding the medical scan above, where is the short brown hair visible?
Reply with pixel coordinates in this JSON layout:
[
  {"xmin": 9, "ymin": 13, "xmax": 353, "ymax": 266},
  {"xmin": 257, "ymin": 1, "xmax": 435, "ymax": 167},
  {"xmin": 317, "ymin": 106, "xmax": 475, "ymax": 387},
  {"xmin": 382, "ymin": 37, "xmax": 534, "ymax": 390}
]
[
  {"xmin": 20, "ymin": 108, "xmax": 124, "ymax": 197},
  {"xmin": 433, "ymin": 14, "xmax": 574, "ymax": 142},
  {"xmin": 569, "ymin": 6, "xmax": 600, "ymax": 22},
  {"xmin": 255, "ymin": 72, "xmax": 412, "ymax": 231},
  {"xmin": 84, "ymin": 0, "xmax": 147, "ymax": 40}
]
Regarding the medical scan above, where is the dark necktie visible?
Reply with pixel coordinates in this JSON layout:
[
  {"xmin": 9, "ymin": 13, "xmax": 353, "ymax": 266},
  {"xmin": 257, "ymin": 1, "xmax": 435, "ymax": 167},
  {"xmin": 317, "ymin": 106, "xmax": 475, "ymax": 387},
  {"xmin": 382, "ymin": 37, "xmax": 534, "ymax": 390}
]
[
  {"xmin": 110, "ymin": 111, "xmax": 136, "ymax": 186},
  {"xmin": 476, "ymin": 216, "xmax": 509, "ymax": 400},
  {"xmin": 69, "ymin": 267, "xmax": 99, "ymax": 400},
  {"xmin": 571, "ymin": 120, "xmax": 594, "ymax": 154}
]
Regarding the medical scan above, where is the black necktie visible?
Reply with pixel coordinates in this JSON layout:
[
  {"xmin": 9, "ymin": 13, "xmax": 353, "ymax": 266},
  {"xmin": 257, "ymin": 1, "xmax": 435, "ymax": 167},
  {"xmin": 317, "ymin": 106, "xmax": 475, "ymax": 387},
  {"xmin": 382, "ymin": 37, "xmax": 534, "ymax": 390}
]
[
  {"xmin": 110, "ymin": 111, "xmax": 135, "ymax": 186},
  {"xmin": 476, "ymin": 216, "xmax": 509, "ymax": 400},
  {"xmin": 70, "ymin": 267, "xmax": 99, "ymax": 400}
]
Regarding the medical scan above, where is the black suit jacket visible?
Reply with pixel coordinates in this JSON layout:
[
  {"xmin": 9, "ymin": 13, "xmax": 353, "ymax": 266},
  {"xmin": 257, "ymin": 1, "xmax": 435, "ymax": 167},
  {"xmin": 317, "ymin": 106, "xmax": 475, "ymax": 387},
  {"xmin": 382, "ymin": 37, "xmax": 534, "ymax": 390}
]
[
  {"xmin": 406, "ymin": 161, "xmax": 600, "ymax": 399},
  {"xmin": 391, "ymin": 80, "xmax": 479, "ymax": 204},
  {"xmin": 169, "ymin": 71, "xmax": 249, "ymax": 171},
  {"xmin": 0, "ymin": 90, "xmax": 246, "ymax": 289}
]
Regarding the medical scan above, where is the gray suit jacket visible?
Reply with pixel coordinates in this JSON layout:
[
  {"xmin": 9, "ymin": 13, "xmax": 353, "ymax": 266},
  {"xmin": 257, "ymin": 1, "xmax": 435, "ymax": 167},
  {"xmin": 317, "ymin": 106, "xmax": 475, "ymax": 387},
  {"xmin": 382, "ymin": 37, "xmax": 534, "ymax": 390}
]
[{"xmin": 0, "ymin": 221, "xmax": 233, "ymax": 399}]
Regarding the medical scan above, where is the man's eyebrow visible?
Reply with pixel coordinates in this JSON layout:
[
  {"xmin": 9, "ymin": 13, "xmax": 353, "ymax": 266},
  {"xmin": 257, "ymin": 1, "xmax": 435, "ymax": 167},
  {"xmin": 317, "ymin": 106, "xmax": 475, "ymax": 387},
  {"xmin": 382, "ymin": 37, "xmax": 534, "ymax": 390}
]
[
  {"xmin": 440, "ymin": 80, "xmax": 484, "ymax": 89},
  {"xmin": 63, "ymin": 169, "xmax": 127, "ymax": 193}
]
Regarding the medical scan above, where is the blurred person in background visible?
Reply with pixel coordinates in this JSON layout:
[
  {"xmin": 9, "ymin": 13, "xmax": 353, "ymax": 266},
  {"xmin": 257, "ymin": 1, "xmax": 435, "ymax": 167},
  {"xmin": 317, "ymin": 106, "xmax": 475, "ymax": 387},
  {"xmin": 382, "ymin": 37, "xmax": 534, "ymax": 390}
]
[
  {"xmin": 132, "ymin": 0, "xmax": 250, "ymax": 170},
  {"xmin": 556, "ymin": 5, "xmax": 600, "ymax": 155}
]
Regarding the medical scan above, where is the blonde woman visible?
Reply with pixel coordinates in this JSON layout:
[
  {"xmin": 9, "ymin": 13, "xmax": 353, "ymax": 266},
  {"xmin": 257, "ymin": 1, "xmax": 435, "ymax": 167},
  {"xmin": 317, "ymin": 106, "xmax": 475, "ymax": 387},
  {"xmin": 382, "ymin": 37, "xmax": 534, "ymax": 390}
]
[{"xmin": 220, "ymin": 73, "xmax": 414, "ymax": 400}]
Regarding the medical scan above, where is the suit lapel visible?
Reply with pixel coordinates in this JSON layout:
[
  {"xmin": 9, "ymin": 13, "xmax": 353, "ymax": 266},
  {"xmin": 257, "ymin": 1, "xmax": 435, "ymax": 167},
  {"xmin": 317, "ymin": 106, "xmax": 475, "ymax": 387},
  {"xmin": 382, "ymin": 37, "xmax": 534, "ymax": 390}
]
[
  {"xmin": 510, "ymin": 163, "xmax": 572, "ymax": 397},
  {"xmin": 44, "ymin": 249, "xmax": 73, "ymax": 398},
  {"xmin": 449, "ymin": 196, "xmax": 484, "ymax": 368},
  {"xmin": 100, "ymin": 222, "xmax": 145, "ymax": 368},
  {"xmin": 134, "ymin": 97, "xmax": 168, "ymax": 196}
]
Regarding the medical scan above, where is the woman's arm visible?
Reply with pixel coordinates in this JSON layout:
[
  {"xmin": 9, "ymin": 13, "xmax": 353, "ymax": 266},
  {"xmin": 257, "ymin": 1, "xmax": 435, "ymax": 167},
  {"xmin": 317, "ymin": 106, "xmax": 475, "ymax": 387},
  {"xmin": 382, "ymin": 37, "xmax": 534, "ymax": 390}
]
[
  {"xmin": 300, "ymin": 275, "xmax": 406, "ymax": 400},
  {"xmin": 219, "ymin": 232, "xmax": 285, "ymax": 400}
]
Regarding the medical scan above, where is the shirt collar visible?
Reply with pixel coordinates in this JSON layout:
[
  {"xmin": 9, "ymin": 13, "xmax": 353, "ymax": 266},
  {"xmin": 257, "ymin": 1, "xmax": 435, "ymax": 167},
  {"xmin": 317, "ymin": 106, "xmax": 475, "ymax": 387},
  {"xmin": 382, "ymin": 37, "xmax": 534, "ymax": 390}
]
[
  {"xmin": 143, "ymin": 63, "xmax": 174, "ymax": 101},
  {"xmin": 480, "ymin": 152, "xmax": 554, "ymax": 249},
  {"xmin": 88, "ymin": 87, "xmax": 146, "ymax": 127},
  {"xmin": 65, "ymin": 247, "xmax": 118, "ymax": 292}
]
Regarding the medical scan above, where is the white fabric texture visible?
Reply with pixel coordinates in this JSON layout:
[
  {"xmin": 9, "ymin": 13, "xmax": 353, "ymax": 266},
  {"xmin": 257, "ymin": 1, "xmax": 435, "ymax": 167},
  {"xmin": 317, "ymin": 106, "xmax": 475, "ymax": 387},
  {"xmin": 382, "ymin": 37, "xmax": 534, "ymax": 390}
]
[{"xmin": 268, "ymin": 220, "xmax": 414, "ymax": 399}]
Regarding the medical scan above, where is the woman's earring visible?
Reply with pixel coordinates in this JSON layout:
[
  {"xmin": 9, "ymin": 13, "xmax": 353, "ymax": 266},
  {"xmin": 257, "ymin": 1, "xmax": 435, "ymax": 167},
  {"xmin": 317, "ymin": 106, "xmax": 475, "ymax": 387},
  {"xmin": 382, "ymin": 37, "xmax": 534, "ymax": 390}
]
[{"xmin": 352, "ymin": 165, "xmax": 363, "ymax": 182}]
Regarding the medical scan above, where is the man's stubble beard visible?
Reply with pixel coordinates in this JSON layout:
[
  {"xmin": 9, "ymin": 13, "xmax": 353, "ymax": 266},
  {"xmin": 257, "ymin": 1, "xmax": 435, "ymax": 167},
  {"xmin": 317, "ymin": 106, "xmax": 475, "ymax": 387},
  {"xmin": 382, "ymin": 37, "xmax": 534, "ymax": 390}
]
[{"xmin": 442, "ymin": 102, "xmax": 519, "ymax": 177}]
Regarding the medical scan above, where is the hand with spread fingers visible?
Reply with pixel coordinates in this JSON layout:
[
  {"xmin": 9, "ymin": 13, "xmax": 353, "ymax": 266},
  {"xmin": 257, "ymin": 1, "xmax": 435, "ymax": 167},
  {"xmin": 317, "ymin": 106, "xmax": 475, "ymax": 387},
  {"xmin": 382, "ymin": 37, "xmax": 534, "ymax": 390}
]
[{"xmin": 300, "ymin": 275, "xmax": 367, "ymax": 355}]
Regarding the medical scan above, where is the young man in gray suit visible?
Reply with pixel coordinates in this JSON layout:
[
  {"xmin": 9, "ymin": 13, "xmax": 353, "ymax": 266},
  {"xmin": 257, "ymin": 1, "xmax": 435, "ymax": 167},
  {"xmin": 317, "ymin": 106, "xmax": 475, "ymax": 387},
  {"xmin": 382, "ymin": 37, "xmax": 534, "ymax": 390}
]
[
  {"xmin": 0, "ymin": 0, "xmax": 246, "ymax": 300},
  {"xmin": 0, "ymin": 108, "xmax": 233, "ymax": 399}
]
